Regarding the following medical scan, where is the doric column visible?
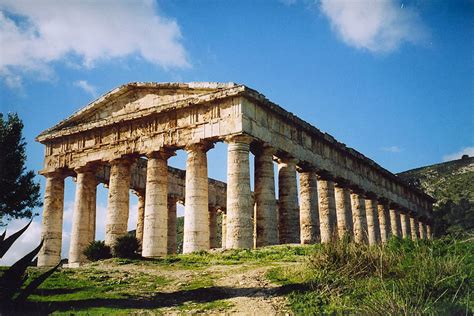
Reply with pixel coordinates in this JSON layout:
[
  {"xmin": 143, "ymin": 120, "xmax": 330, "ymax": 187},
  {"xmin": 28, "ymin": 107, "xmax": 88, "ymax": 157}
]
[
  {"xmin": 69, "ymin": 167, "xmax": 98, "ymax": 266},
  {"xmin": 318, "ymin": 175, "xmax": 337, "ymax": 243},
  {"xmin": 183, "ymin": 142, "xmax": 212, "ymax": 253},
  {"xmin": 400, "ymin": 211, "xmax": 411, "ymax": 239},
  {"xmin": 254, "ymin": 144, "xmax": 278, "ymax": 247},
  {"xmin": 365, "ymin": 196, "xmax": 380, "ymax": 245},
  {"xmin": 105, "ymin": 158, "xmax": 133, "ymax": 247},
  {"xmin": 419, "ymin": 221, "xmax": 427, "ymax": 239},
  {"xmin": 278, "ymin": 157, "xmax": 300, "ymax": 244},
  {"xmin": 167, "ymin": 197, "xmax": 178, "ymax": 254},
  {"xmin": 221, "ymin": 212, "xmax": 227, "ymax": 248},
  {"xmin": 334, "ymin": 183, "xmax": 353, "ymax": 240},
  {"xmin": 142, "ymin": 150, "xmax": 173, "ymax": 258},
  {"xmin": 426, "ymin": 223, "xmax": 432, "ymax": 240},
  {"xmin": 299, "ymin": 169, "xmax": 320, "ymax": 244},
  {"xmin": 225, "ymin": 136, "xmax": 253, "ymax": 249},
  {"xmin": 209, "ymin": 206, "xmax": 219, "ymax": 249},
  {"xmin": 38, "ymin": 172, "xmax": 65, "ymax": 267},
  {"xmin": 377, "ymin": 200, "xmax": 390, "ymax": 243},
  {"xmin": 389, "ymin": 206, "xmax": 401, "ymax": 238},
  {"xmin": 410, "ymin": 216, "xmax": 419, "ymax": 240},
  {"xmin": 351, "ymin": 190, "xmax": 368, "ymax": 244},
  {"xmin": 134, "ymin": 190, "xmax": 145, "ymax": 246}
]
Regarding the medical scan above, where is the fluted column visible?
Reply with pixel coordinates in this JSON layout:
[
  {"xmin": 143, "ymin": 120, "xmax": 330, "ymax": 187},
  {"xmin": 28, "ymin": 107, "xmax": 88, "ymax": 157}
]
[
  {"xmin": 142, "ymin": 150, "xmax": 173, "ymax": 258},
  {"xmin": 69, "ymin": 167, "xmax": 98, "ymax": 266},
  {"xmin": 410, "ymin": 216, "xmax": 419, "ymax": 240},
  {"xmin": 389, "ymin": 207, "xmax": 401, "ymax": 238},
  {"xmin": 254, "ymin": 144, "xmax": 278, "ymax": 247},
  {"xmin": 419, "ymin": 221, "xmax": 427, "ymax": 239},
  {"xmin": 278, "ymin": 157, "xmax": 300, "ymax": 244},
  {"xmin": 365, "ymin": 197, "xmax": 380, "ymax": 245},
  {"xmin": 225, "ymin": 136, "xmax": 253, "ymax": 249},
  {"xmin": 299, "ymin": 170, "xmax": 320, "ymax": 244},
  {"xmin": 351, "ymin": 190, "xmax": 367, "ymax": 244},
  {"xmin": 183, "ymin": 142, "xmax": 212, "ymax": 253},
  {"xmin": 134, "ymin": 190, "xmax": 145, "ymax": 246},
  {"xmin": 38, "ymin": 172, "xmax": 65, "ymax": 267},
  {"xmin": 209, "ymin": 206, "xmax": 219, "ymax": 249},
  {"xmin": 426, "ymin": 223, "xmax": 432, "ymax": 240},
  {"xmin": 167, "ymin": 197, "xmax": 177, "ymax": 254},
  {"xmin": 335, "ymin": 184, "xmax": 353, "ymax": 240},
  {"xmin": 377, "ymin": 201, "xmax": 390, "ymax": 243},
  {"xmin": 221, "ymin": 212, "xmax": 227, "ymax": 248},
  {"xmin": 318, "ymin": 175, "xmax": 337, "ymax": 243},
  {"xmin": 105, "ymin": 158, "xmax": 132, "ymax": 247},
  {"xmin": 400, "ymin": 211, "xmax": 411, "ymax": 239}
]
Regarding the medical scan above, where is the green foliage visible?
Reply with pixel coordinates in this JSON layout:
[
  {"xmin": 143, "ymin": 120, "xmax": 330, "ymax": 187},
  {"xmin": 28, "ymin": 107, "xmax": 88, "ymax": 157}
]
[
  {"xmin": 0, "ymin": 221, "xmax": 62, "ymax": 312},
  {"xmin": 268, "ymin": 237, "xmax": 473, "ymax": 315},
  {"xmin": 435, "ymin": 198, "xmax": 474, "ymax": 236},
  {"xmin": 0, "ymin": 113, "xmax": 42, "ymax": 225},
  {"xmin": 112, "ymin": 234, "xmax": 140, "ymax": 259},
  {"xmin": 83, "ymin": 240, "xmax": 112, "ymax": 261}
]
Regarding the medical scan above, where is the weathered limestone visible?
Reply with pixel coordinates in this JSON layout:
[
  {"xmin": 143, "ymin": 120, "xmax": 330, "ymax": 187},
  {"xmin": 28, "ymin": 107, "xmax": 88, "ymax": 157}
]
[
  {"xmin": 69, "ymin": 168, "xmax": 97, "ymax": 266},
  {"xmin": 334, "ymin": 184, "xmax": 352, "ymax": 240},
  {"xmin": 410, "ymin": 216, "xmax": 419, "ymax": 240},
  {"xmin": 135, "ymin": 190, "xmax": 145, "ymax": 245},
  {"xmin": 278, "ymin": 158, "xmax": 300, "ymax": 244},
  {"xmin": 400, "ymin": 211, "xmax": 411, "ymax": 239},
  {"xmin": 351, "ymin": 191, "xmax": 368, "ymax": 244},
  {"xmin": 365, "ymin": 197, "xmax": 380, "ymax": 245},
  {"xmin": 377, "ymin": 201, "xmax": 390, "ymax": 243},
  {"xmin": 167, "ymin": 197, "xmax": 178, "ymax": 254},
  {"xmin": 221, "ymin": 212, "xmax": 227, "ymax": 248},
  {"xmin": 318, "ymin": 176, "xmax": 337, "ymax": 243},
  {"xmin": 183, "ymin": 142, "xmax": 212, "ymax": 253},
  {"xmin": 426, "ymin": 223, "xmax": 432, "ymax": 240},
  {"xmin": 105, "ymin": 158, "xmax": 132, "ymax": 246},
  {"xmin": 299, "ymin": 170, "xmax": 320, "ymax": 244},
  {"xmin": 225, "ymin": 136, "xmax": 253, "ymax": 249},
  {"xmin": 209, "ymin": 207, "xmax": 219, "ymax": 249},
  {"xmin": 38, "ymin": 172, "xmax": 65, "ymax": 267},
  {"xmin": 142, "ymin": 150, "xmax": 173, "ymax": 258},
  {"xmin": 419, "ymin": 221, "xmax": 427, "ymax": 239},
  {"xmin": 389, "ymin": 207, "xmax": 401, "ymax": 238},
  {"xmin": 254, "ymin": 144, "xmax": 278, "ymax": 247}
]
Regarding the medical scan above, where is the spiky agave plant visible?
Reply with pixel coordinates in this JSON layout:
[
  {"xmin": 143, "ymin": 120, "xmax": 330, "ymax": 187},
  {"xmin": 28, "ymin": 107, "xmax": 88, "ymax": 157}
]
[{"xmin": 0, "ymin": 220, "xmax": 63, "ymax": 311}]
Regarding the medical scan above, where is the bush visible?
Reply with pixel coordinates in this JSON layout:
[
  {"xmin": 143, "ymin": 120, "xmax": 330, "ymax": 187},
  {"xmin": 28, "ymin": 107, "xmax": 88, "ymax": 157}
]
[
  {"xmin": 83, "ymin": 241, "xmax": 112, "ymax": 261},
  {"xmin": 112, "ymin": 234, "xmax": 140, "ymax": 259}
]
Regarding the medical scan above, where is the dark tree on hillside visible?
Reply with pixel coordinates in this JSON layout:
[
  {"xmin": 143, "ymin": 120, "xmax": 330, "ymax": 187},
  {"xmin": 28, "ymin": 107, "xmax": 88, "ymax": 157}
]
[{"xmin": 0, "ymin": 113, "xmax": 41, "ymax": 225}]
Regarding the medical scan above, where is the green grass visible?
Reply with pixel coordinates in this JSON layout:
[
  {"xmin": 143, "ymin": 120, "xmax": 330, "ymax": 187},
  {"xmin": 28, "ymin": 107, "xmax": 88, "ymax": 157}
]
[{"xmin": 267, "ymin": 237, "xmax": 474, "ymax": 315}]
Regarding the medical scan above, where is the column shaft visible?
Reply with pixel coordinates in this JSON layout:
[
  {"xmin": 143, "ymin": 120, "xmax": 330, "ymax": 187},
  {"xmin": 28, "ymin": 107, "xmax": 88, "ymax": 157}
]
[
  {"xmin": 69, "ymin": 170, "xmax": 97, "ymax": 266},
  {"xmin": 136, "ymin": 192, "xmax": 145, "ymax": 246},
  {"xmin": 389, "ymin": 208, "xmax": 401, "ymax": 238},
  {"xmin": 426, "ymin": 223, "xmax": 432, "ymax": 240},
  {"xmin": 278, "ymin": 159, "xmax": 300, "ymax": 244},
  {"xmin": 351, "ymin": 192, "xmax": 368, "ymax": 243},
  {"xmin": 335, "ymin": 186, "xmax": 353, "ymax": 240},
  {"xmin": 209, "ymin": 207, "xmax": 219, "ymax": 248},
  {"xmin": 411, "ymin": 217, "xmax": 420, "ymax": 240},
  {"xmin": 105, "ymin": 159, "xmax": 132, "ymax": 246},
  {"xmin": 142, "ymin": 153, "xmax": 170, "ymax": 257},
  {"xmin": 226, "ymin": 137, "xmax": 253, "ymax": 249},
  {"xmin": 299, "ymin": 171, "xmax": 320, "ymax": 244},
  {"xmin": 400, "ymin": 212, "xmax": 411, "ymax": 239},
  {"xmin": 167, "ymin": 198, "xmax": 177, "ymax": 254},
  {"xmin": 183, "ymin": 143, "xmax": 211, "ymax": 253},
  {"xmin": 221, "ymin": 213, "xmax": 227, "ymax": 248},
  {"xmin": 377, "ymin": 202, "xmax": 390, "ymax": 243},
  {"xmin": 318, "ymin": 178, "xmax": 337, "ymax": 243},
  {"xmin": 419, "ymin": 221, "xmax": 427, "ymax": 239},
  {"xmin": 38, "ymin": 173, "xmax": 65, "ymax": 267},
  {"xmin": 365, "ymin": 198, "xmax": 380, "ymax": 245},
  {"xmin": 254, "ymin": 146, "xmax": 278, "ymax": 247}
]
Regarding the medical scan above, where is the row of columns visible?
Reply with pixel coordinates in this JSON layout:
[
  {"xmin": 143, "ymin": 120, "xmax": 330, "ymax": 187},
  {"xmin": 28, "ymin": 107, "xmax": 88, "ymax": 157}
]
[{"xmin": 38, "ymin": 136, "xmax": 433, "ymax": 267}]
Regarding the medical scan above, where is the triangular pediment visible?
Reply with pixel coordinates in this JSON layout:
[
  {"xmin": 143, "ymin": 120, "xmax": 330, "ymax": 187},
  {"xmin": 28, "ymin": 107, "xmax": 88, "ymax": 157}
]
[{"xmin": 37, "ymin": 82, "xmax": 239, "ymax": 140}]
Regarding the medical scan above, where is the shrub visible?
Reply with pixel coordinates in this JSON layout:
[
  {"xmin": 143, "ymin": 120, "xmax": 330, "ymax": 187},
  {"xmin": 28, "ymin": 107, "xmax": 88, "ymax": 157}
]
[
  {"xmin": 83, "ymin": 241, "xmax": 112, "ymax": 261},
  {"xmin": 112, "ymin": 234, "xmax": 140, "ymax": 259}
]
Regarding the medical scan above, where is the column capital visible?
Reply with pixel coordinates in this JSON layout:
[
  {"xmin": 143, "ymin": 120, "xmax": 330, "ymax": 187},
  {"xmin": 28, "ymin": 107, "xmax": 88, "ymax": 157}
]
[
  {"xmin": 251, "ymin": 142, "xmax": 275, "ymax": 156},
  {"xmin": 146, "ymin": 148, "xmax": 175, "ymax": 160},
  {"xmin": 131, "ymin": 189, "xmax": 145, "ymax": 198},
  {"xmin": 350, "ymin": 186, "xmax": 365, "ymax": 195},
  {"xmin": 276, "ymin": 155, "xmax": 298, "ymax": 165},
  {"xmin": 109, "ymin": 156, "xmax": 135, "ymax": 167},
  {"xmin": 224, "ymin": 134, "xmax": 254, "ymax": 145},
  {"xmin": 185, "ymin": 141, "xmax": 214, "ymax": 153},
  {"xmin": 334, "ymin": 177, "xmax": 351, "ymax": 188},
  {"xmin": 296, "ymin": 161, "xmax": 318, "ymax": 173},
  {"xmin": 39, "ymin": 169, "xmax": 72, "ymax": 180},
  {"xmin": 364, "ymin": 191, "xmax": 377, "ymax": 200},
  {"xmin": 316, "ymin": 170, "xmax": 334, "ymax": 181},
  {"xmin": 377, "ymin": 197, "xmax": 390, "ymax": 205}
]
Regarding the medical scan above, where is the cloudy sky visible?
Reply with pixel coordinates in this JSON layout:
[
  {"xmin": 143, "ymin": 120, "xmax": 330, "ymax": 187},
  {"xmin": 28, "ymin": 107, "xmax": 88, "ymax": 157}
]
[{"xmin": 0, "ymin": 0, "xmax": 472, "ymax": 264}]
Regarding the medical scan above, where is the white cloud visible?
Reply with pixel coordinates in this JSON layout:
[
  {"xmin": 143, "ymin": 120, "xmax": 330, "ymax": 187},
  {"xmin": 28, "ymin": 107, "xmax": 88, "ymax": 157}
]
[
  {"xmin": 382, "ymin": 145, "xmax": 402, "ymax": 153},
  {"xmin": 0, "ymin": 0, "xmax": 189, "ymax": 87},
  {"xmin": 74, "ymin": 80, "xmax": 97, "ymax": 97},
  {"xmin": 443, "ymin": 146, "xmax": 474, "ymax": 162},
  {"xmin": 319, "ymin": 0, "xmax": 427, "ymax": 53}
]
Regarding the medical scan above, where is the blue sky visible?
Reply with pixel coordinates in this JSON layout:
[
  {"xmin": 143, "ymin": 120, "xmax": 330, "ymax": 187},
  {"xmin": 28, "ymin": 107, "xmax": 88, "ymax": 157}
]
[{"xmin": 0, "ymin": 0, "xmax": 473, "ymax": 263}]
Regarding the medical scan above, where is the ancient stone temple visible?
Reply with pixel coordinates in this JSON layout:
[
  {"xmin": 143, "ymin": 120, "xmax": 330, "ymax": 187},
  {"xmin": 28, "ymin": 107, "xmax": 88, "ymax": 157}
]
[{"xmin": 36, "ymin": 82, "xmax": 435, "ymax": 267}]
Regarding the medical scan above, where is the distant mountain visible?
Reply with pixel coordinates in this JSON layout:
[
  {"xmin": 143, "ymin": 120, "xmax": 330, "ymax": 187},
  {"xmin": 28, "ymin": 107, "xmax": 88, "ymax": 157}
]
[{"xmin": 397, "ymin": 155, "xmax": 474, "ymax": 236}]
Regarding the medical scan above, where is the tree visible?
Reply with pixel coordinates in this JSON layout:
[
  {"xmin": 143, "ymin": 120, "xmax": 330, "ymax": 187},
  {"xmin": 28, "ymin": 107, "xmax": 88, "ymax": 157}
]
[{"xmin": 0, "ymin": 113, "xmax": 41, "ymax": 225}]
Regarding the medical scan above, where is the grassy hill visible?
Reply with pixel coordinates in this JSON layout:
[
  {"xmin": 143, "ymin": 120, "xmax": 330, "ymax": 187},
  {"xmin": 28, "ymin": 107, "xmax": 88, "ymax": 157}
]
[{"xmin": 398, "ymin": 156, "xmax": 474, "ymax": 236}]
